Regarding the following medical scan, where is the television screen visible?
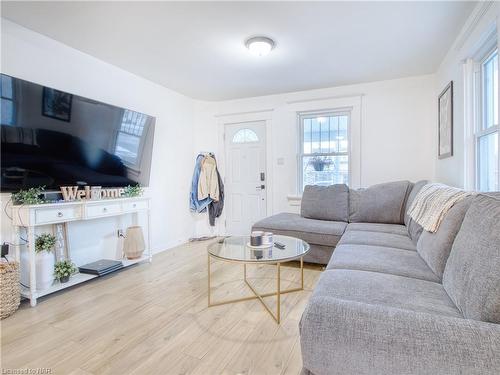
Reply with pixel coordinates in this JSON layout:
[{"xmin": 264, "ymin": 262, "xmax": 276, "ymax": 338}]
[{"xmin": 0, "ymin": 74, "xmax": 155, "ymax": 192}]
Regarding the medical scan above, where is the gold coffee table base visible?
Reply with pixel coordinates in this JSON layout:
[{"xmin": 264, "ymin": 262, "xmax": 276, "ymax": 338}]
[{"xmin": 207, "ymin": 255, "xmax": 304, "ymax": 324}]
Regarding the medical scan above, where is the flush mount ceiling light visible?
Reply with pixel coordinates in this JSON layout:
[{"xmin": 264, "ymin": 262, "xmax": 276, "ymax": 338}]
[{"xmin": 245, "ymin": 36, "xmax": 275, "ymax": 57}]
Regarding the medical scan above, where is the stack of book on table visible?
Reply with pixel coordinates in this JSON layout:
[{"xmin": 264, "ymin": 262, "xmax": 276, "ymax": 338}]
[{"xmin": 79, "ymin": 259, "xmax": 123, "ymax": 276}]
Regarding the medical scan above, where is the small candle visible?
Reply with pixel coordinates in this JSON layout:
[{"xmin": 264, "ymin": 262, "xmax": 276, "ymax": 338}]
[{"xmin": 250, "ymin": 231, "xmax": 263, "ymax": 246}]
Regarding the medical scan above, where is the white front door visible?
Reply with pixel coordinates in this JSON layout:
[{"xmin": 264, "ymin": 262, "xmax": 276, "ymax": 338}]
[{"xmin": 225, "ymin": 121, "xmax": 267, "ymax": 235}]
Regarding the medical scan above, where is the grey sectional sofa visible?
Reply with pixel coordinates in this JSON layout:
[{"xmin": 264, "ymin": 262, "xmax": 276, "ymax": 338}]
[
  {"xmin": 252, "ymin": 181, "xmax": 500, "ymax": 375},
  {"xmin": 253, "ymin": 181, "xmax": 417, "ymax": 264}
]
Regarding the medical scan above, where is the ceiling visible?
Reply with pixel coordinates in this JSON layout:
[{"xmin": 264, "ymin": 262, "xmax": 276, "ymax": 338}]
[{"xmin": 1, "ymin": 1, "xmax": 475, "ymax": 101}]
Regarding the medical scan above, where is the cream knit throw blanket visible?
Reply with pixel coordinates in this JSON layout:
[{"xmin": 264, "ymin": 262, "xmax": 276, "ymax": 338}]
[{"xmin": 408, "ymin": 183, "xmax": 474, "ymax": 233}]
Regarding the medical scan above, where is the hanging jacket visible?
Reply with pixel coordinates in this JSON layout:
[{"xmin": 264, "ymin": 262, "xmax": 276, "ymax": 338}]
[
  {"xmin": 198, "ymin": 155, "xmax": 219, "ymax": 201},
  {"xmin": 190, "ymin": 154, "xmax": 212, "ymax": 213},
  {"xmin": 208, "ymin": 167, "xmax": 224, "ymax": 226}
]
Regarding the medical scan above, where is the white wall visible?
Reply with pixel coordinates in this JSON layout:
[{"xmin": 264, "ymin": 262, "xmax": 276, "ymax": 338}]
[
  {"xmin": 0, "ymin": 18, "xmax": 441, "ymax": 249},
  {"xmin": 193, "ymin": 75, "xmax": 436, "ymax": 236},
  {"xmin": 435, "ymin": 2, "xmax": 500, "ymax": 188},
  {"xmin": 0, "ymin": 20, "xmax": 196, "ymax": 262}
]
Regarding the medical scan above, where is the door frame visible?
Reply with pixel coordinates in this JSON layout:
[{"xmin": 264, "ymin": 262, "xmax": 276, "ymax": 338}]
[{"xmin": 216, "ymin": 110, "xmax": 274, "ymax": 235}]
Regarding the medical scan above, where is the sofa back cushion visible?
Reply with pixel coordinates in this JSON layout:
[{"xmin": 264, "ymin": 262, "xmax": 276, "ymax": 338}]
[
  {"xmin": 442, "ymin": 194, "xmax": 500, "ymax": 323},
  {"xmin": 301, "ymin": 184, "xmax": 349, "ymax": 221},
  {"xmin": 416, "ymin": 197, "xmax": 473, "ymax": 280},
  {"xmin": 404, "ymin": 180, "xmax": 428, "ymax": 226},
  {"xmin": 405, "ymin": 180, "xmax": 428, "ymax": 244},
  {"xmin": 349, "ymin": 181, "xmax": 411, "ymax": 224}
]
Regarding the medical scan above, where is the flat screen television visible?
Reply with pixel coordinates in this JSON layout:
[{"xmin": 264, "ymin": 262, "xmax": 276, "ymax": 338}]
[{"xmin": 0, "ymin": 74, "xmax": 155, "ymax": 192}]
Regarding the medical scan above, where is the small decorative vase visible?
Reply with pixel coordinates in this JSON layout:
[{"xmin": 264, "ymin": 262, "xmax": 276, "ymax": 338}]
[
  {"xmin": 59, "ymin": 275, "xmax": 70, "ymax": 283},
  {"xmin": 21, "ymin": 250, "xmax": 55, "ymax": 290},
  {"xmin": 36, "ymin": 251, "xmax": 55, "ymax": 290},
  {"xmin": 123, "ymin": 226, "xmax": 145, "ymax": 260}
]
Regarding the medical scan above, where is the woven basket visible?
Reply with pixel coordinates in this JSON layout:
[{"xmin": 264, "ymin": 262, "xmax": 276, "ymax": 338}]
[{"xmin": 0, "ymin": 261, "xmax": 20, "ymax": 319}]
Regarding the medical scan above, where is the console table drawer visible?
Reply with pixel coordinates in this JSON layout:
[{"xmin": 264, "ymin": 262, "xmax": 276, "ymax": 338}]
[
  {"xmin": 35, "ymin": 206, "xmax": 81, "ymax": 224},
  {"xmin": 122, "ymin": 200, "xmax": 148, "ymax": 212},
  {"xmin": 86, "ymin": 203, "xmax": 122, "ymax": 218}
]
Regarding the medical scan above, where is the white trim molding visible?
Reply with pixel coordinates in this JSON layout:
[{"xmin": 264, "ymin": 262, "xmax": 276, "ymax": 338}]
[
  {"xmin": 287, "ymin": 95, "xmax": 363, "ymax": 190},
  {"xmin": 454, "ymin": 2, "xmax": 494, "ymax": 53},
  {"xmin": 463, "ymin": 58, "xmax": 477, "ymax": 190},
  {"xmin": 216, "ymin": 110, "xmax": 274, "ymax": 234},
  {"xmin": 286, "ymin": 194, "xmax": 302, "ymax": 207}
]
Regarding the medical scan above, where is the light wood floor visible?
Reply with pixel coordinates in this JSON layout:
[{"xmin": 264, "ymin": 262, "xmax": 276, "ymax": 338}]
[{"xmin": 1, "ymin": 239, "xmax": 323, "ymax": 375}]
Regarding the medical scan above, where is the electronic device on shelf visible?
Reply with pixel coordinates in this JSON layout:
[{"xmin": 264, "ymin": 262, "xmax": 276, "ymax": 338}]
[
  {"xmin": 274, "ymin": 242, "xmax": 286, "ymax": 249},
  {"xmin": 79, "ymin": 259, "xmax": 123, "ymax": 276},
  {"xmin": 0, "ymin": 73, "xmax": 156, "ymax": 192}
]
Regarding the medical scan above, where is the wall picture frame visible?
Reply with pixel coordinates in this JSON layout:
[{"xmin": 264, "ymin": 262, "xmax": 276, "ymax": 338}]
[
  {"xmin": 438, "ymin": 81, "xmax": 453, "ymax": 159},
  {"xmin": 42, "ymin": 87, "xmax": 73, "ymax": 122}
]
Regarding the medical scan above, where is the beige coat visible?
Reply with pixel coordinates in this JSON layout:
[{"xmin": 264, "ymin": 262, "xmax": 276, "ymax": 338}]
[{"xmin": 198, "ymin": 156, "xmax": 219, "ymax": 201}]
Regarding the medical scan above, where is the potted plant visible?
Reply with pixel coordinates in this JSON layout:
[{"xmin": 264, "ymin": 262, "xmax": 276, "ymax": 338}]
[
  {"xmin": 309, "ymin": 156, "xmax": 332, "ymax": 172},
  {"xmin": 20, "ymin": 233, "xmax": 56, "ymax": 290},
  {"xmin": 54, "ymin": 260, "xmax": 77, "ymax": 283},
  {"xmin": 123, "ymin": 184, "xmax": 143, "ymax": 197},
  {"xmin": 12, "ymin": 186, "xmax": 46, "ymax": 205}
]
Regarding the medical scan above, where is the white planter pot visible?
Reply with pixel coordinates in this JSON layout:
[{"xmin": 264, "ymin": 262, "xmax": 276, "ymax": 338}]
[{"xmin": 20, "ymin": 250, "xmax": 55, "ymax": 291}]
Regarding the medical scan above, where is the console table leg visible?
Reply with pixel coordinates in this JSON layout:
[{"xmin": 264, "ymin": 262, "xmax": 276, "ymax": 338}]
[
  {"xmin": 27, "ymin": 226, "xmax": 37, "ymax": 307},
  {"xmin": 276, "ymin": 262, "xmax": 281, "ymax": 324},
  {"xmin": 147, "ymin": 209, "xmax": 152, "ymax": 263},
  {"xmin": 301, "ymin": 257, "xmax": 304, "ymax": 290},
  {"xmin": 12, "ymin": 225, "xmax": 20, "ymax": 263}
]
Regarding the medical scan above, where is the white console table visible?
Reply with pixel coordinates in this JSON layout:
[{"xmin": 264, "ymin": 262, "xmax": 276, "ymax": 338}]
[{"xmin": 11, "ymin": 196, "xmax": 151, "ymax": 306}]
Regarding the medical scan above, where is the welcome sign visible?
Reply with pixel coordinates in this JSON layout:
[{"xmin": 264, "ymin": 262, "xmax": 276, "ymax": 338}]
[{"xmin": 60, "ymin": 186, "xmax": 126, "ymax": 201}]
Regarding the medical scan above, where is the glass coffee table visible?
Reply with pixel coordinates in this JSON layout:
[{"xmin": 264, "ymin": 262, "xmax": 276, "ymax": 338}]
[{"xmin": 207, "ymin": 235, "xmax": 310, "ymax": 323}]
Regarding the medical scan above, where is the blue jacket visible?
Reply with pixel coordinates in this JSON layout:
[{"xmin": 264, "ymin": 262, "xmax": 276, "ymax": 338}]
[{"xmin": 190, "ymin": 154, "xmax": 212, "ymax": 212}]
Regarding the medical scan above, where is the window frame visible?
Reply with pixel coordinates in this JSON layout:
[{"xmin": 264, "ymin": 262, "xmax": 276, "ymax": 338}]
[
  {"xmin": 474, "ymin": 47, "xmax": 499, "ymax": 191},
  {"xmin": 231, "ymin": 128, "xmax": 259, "ymax": 143},
  {"xmin": 113, "ymin": 109, "xmax": 149, "ymax": 172},
  {"xmin": 298, "ymin": 109, "xmax": 351, "ymax": 191},
  {"xmin": 0, "ymin": 75, "xmax": 16, "ymax": 126}
]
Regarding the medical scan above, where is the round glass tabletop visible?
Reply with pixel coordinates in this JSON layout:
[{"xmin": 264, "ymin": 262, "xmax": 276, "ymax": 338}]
[{"xmin": 207, "ymin": 235, "xmax": 310, "ymax": 263}]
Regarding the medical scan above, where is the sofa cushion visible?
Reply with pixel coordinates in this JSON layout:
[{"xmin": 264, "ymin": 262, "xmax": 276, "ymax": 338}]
[
  {"xmin": 404, "ymin": 180, "xmax": 428, "ymax": 226},
  {"xmin": 327, "ymin": 244, "xmax": 440, "ymax": 282},
  {"xmin": 303, "ymin": 244, "xmax": 335, "ymax": 265},
  {"xmin": 349, "ymin": 181, "xmax": 411, "ymax": 224},
  {"xmin": 345, "ymin": 222, "xmax": 408, "ymax": 236},
  {"xmin": 407, "ymin": 219, "xmax": 424, "ymax": 246},
  {"xmin": 301, "ymin": 184, "xmax": 349, "ymax": 221},
  {"xmin": 443, "ymin": 195, "xmax": 500, "ymax": 323},
  {"xmin": 312, "ymin": 269, "xmax": 461, "ymax": 317},
  {"xmin": 338, "ymin": 230, "xmax": 416, "ymax": 251},
  {"xmin": 252, "ymin": 212, "xmax": 347, "ymax": 247},
  {"xmin": 417, "ymin": 197, "xmax": 473, "ymax": 280},
  {"xmin": 405, "ymin": 180, "xmax": 428, "ymax": 244},
  {"xmin": 300, "ymin": 295, "xmax": 500, "ymax": 375}
]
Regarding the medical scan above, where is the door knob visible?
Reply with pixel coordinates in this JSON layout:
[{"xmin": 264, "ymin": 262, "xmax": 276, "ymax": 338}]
[{"xmin": 256, "ymin": 185, "xmax": 265, "ymax": 190}]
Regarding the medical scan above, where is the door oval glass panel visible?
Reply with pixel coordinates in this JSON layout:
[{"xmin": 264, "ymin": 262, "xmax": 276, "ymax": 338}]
[{"xmin": 232, "ymin": 128, "xmax": 259, "ymax": 143}]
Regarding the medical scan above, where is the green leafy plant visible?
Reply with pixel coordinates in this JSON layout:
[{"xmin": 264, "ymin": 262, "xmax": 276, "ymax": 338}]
[
  {"xmin": 123, "ymin": 184, "xmax": 143, "ymax": 197},
  {"xmin": 12, "ymin": 186, "xmax": 46, "ymax": 205},
  {"xmin": 35, "ymin": 233, "xmax": 56, "ymax": 253},
  {"xmin": 54, "ymin": 260, "xmax": 77, "ymax": 281}
]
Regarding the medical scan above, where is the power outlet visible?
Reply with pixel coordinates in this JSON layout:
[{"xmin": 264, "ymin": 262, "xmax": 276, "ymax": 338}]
[{"xmin": 117, "ymin": 229, "xmax": 124, "ymax": 238}]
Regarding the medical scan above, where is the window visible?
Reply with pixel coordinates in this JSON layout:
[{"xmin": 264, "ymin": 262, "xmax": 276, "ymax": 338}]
[
  {"xmin": 0, "ymin": 75, "xmax": 15, "ymax": 125},
  {"xmin": 476, "ymin": 49, "xmax": 499, "ymax": 191},
  {"xmin": 299, "ymin": 112, "xmax": 349, "ymax": 190},
  {"xmin": 114, "ymin": 109, "xmax": 147, "ymax": 168},
  {"xmin": 232, "ymin": 128, "xmax": 258, "ymax": 143}
]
